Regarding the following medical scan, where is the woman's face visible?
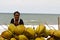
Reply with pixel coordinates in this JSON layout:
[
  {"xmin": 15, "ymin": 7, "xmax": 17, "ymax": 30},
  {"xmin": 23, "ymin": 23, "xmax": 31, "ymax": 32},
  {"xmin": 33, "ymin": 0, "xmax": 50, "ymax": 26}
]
[{"xmin": 14, "ymin": 13, "xmax": 20, "ymax": 21}]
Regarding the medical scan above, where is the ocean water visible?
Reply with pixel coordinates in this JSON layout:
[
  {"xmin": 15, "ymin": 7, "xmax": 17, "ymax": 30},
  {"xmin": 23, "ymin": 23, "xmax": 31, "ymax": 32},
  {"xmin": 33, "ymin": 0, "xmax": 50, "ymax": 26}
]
[{"xmin": 0, "ymin": 13, "xmax": 60, "ymax": 25}]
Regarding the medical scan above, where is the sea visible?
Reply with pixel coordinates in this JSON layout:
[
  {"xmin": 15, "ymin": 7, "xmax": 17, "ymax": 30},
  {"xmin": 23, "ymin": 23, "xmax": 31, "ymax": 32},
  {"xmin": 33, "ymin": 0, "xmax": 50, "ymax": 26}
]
[{"xmin": 0, "ymin": 13, "xmax": 60, "ymax": 25}]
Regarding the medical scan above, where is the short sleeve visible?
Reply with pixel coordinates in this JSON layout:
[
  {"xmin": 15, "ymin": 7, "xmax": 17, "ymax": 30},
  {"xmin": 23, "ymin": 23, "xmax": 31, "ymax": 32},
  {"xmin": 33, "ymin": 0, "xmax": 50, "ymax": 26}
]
[{"xmin": 10, "ymin": 18, "xmax": 14, "ymax": 24}]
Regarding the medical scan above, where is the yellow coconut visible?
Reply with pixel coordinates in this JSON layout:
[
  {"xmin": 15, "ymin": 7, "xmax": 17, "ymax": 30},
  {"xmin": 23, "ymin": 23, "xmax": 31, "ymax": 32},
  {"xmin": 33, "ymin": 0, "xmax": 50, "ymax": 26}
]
[
  {"xmin": 45, "ymin": 29, "xmax": 50, "ymax": 35},
  {"xmin": 8, "ymin": 24, "xmax": 16, "ymax": 33},
  {"xmin": 25, "ymin": 27, "xmax": 35, "ymax": 38},
  {"xmin": 35, "ymin": 24, "xmax": 46, "ymax": 35},
  {"xmin": 1, "ymin": 30, "xmax": 13, "ymax": 39},
  {"xmin": 0, "ymin": 37, "xmax": 4, "ymax": 40},
  {"xmin": 49, "ymin": 29, "xmax": 55, "ymax": 36},
  {"xmin": 47, "ymin": 37, "xmax": 55, "ymax": 40},
  {"xmin": 35, "ymin": 38, "xmax": 41, "ymax": 40},
  {"xmin": 53, "ymin": 30, "xmax": 60, "ymax": 38},
  {"xmin": 35, "ymin": 37, "xmax": 45, "ymax": 40},
  {"xmin": 19, "ymin": 35, "xmax": 28, "ymax": 40},
  {"xmin": 40, "ymin": 37, "xmax": 45, "ymax": 40},
  {"xmin": 14, "ymin": 25, "xmax": 26, "ymax": 35},
  {"xmin": 0, "ymin": 35, "xmax": 5, "ymax": 40},
  {"xmin": 10, "ymin": 38, "xmax": 16, "ymax": 40},
  {"xmin": 44, "ymin": 29, "xmax": 50, "ymax": 37}
]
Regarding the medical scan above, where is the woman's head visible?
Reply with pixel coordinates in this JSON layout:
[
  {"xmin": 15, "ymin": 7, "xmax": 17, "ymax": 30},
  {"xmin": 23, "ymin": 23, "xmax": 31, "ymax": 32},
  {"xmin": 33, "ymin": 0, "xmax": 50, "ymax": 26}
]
[{"xmin": 14, "ymin": 11, "xmax": 20, "ymax": 21}]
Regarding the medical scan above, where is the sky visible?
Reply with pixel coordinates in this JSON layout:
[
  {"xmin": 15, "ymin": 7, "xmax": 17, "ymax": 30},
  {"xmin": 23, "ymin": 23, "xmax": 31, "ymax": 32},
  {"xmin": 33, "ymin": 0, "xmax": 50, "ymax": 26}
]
[{"xmin": 0, "ymin": 0, "xmax": 60, "ymax": 13}]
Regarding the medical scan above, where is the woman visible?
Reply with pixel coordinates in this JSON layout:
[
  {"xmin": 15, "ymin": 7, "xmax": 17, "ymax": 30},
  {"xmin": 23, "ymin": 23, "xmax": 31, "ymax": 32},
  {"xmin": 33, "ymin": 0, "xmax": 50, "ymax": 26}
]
[{"xmin": 10, "ymin": 11, "xmax": 24, "ymax": 26}]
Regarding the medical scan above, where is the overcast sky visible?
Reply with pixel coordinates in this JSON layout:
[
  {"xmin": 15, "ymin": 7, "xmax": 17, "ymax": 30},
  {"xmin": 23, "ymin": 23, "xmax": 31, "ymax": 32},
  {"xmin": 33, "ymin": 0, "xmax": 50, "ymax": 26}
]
[{"xmin": 0, "ymin": 0, "xmax": 60, "ymax": 13}]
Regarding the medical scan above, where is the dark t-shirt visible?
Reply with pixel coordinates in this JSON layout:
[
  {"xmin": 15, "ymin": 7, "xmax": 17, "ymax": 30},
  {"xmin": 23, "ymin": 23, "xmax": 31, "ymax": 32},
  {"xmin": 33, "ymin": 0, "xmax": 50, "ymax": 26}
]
[{"xmin": 10, "ymin": 18, "xmax": 24, "ymax": 25}]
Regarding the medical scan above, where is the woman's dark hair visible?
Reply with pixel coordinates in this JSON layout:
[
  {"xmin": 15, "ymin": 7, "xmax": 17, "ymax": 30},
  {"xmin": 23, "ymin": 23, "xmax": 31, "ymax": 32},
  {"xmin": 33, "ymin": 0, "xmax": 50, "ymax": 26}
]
[{"xmin": 14, "ymin": 11, "xmax": 20, "ymax": 15}]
